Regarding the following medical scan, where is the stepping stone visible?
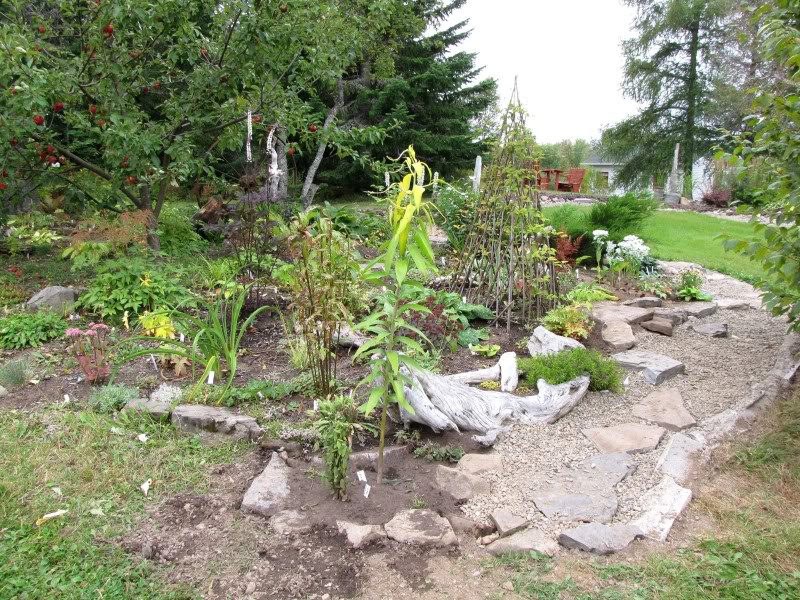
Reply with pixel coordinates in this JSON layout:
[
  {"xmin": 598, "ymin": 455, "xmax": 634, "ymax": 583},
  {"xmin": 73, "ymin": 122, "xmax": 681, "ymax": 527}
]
[
  {"xmin": 486, "ymin": 527, "xmax": 559, "ymax": 557},
  {"xmin": 271, "ymin": 509, "xmax": 312, "ymax": 535},
  {"xmin": 623, "ymin": 296, "xmax": 663, "ymax": 308},
  {"xmin": 582, "ymin": 423, "xmax": 666, "ymax": 454},
  {"xmin": 337, "ymin": 521, "xmax": 386, "ymax": 549},
  {"xmin": 384, "ymin": 509, "xmax": 457, "ymax": 546},
  {"xmin": 490, "ymin": 509, "xmax": 529, "ymax": 538},
  {"xmin": 656, "ymin": 433, "xmax": 705, "ymax": 483},
  {"xmin": 171, "ymin": 405, "xmax": 263, "ymax": 441},
  {"xmin": 602, "ymin": 321, "xmax": 636, "ymax": 351},
  {"xmin": 457, "ymin": 453, "xmax": 503, "ymax": 475},
  {"xmin": 123, "ymin": 397, "xmax": 171, "ymax": 420},
  {"xmin": 717, "ymin": 298, "xmax": 750, "ymax": 310},
  {"xmin": 572, "ymin": 452, "xmax": 637, "ymax": 486},
  {"xmin": 532, "ymin": 487, "xmax": 618, "ymax": 523},
  {"xmin": 592, "ymin": 302, "xmax": 655, "ymax": 326},
  {"xmin": 241, "ymin": 452, "xmax": 290, "ymax": 517},
  {"xmin": 558, "ymin": 522, "xmax": 644, "ymax": 555},
  {"xmin": 691, "ymin": 322, "xmax": 730, "ymax": 338},
  {"xmin": 631, "ymin": 476, "xmax": 692, "ymax": 541},
  {"xmin": 641, "ymin": 317, "xmax": 674, "ymax": 337},
  {"xmin": 527, "ymin": 325, "xmax": 584, "ymax": 357},
  {"xmin": 435, "ymin": 465, "xmax": 491, "ymax": 501},
  {"xmin": 632, "ymin": 388, "xmax": 696, "ymax": 431},
  {"xmin": 612, "ymin": 351, "xmax": 686, "ymax": 385},
  {"xmin": 681, "ymin": 301, "xmax": 718, "ymax": 318},
  {"xmin": 653, "ymin": 307, "xmax": 688, "ymax": 325}
]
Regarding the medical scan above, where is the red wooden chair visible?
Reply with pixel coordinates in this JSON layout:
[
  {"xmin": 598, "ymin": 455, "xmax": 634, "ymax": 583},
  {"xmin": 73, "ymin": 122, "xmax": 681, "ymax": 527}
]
[
  {"xmin": 557, "ymin": 168, "xmax": 586, "ymax": 193},
  {"xmin": 538, "ymin": 171, "xmax": 551, "ymax": 191}
]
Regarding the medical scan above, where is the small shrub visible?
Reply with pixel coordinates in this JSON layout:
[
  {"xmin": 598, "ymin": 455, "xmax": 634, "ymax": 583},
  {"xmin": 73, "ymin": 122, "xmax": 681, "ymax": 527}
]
[
  {"xmin": 638, "ymin": 274, "xmax": 675, "ymax": 299},
  {"xmin": 315, "ymin": 396, "xmax": 362, "ymax": 499},
  {"xmin": 555, "ymin": 233, "xmax": 585, "ymax": 265},
  {"xmin": 412, "ymin": 442, "xmax": 465, "ymax": 463},
  {"xmin": 565, "ymin": 282, "xmax": 616, "ymax": 304},
  {"xmin": 519, "ymin": 348, "xmax": 623, "ymax": 392},
  {"xmin": 0, "ymin": 310, "xmax": 66, "ymax": 349},
  {"xmin": 435, "ymin": 183, "xmax": 478, "ymax": 251},
  {"xmin": 588, "ymin": 193, "xmax": 657, "ymax": 240},
  {"xmin": 88, "ymin": 384, "xmax": 139, "ymax": 413},
  {"xmin": 677, "ymin": 269, "xmax": 712, "ymax": 301},
  {"xmin": 0, "ymin": 358, "xmax": 30, "ymax": 387},
  {"xmin": 542, "ymin": 304, "xmax": 592, "ymax": 340},
  {"xmin": 702, "ymin": 189, "xmax": 732, "ymax": 207},
  {"xmin": 157, "ymin": 204, "xmax": 209, "ymax": 256},
  {"xmin": 546, "ymin": 204, "xmax": 589, "ymax": 239}
]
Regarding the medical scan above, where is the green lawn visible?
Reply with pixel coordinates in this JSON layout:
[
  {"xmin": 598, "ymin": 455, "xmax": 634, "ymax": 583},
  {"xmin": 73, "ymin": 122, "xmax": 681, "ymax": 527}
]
[{"xmin": 542, "ymin": 206, "xmax": 764, "ymax": 282}]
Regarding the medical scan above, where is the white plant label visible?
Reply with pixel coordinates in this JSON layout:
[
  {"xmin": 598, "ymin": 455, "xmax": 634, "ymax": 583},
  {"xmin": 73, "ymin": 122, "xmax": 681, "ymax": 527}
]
[
  {"xmin": 257, "ymin": 391, "xmax": 264, "ymax": 400},
  {"xmin": 63, "ymin": 394, "xmax": 70, "ymax": 403},
  {"xmin": 207, "ymin": 371, "xmax": 215, "ymax": 385},
  {"xmin": 313, "ymin": 400, "xmax": 319, "ymax": 411},
  {"xmin": 356, "ymin": 470, "xmax": 367, "ymax": 482},
  {"xmin": 179, "ymin": 333, "xmax": 185, "ymax": 343},
  {"xmin": 363, "ymin": 484, "xmax": 371, "ymax": 498},
  {"xmin": 140, "ymin": 479, "xmax": 152, "ymax": 496},
  {"xmin": 150, "ymin": 354, "xmax": 158, "ymax": 371}
]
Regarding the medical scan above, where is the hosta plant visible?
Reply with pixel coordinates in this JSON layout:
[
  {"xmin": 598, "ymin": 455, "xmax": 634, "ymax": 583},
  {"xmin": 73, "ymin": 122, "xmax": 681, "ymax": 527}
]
[
  {"xmin": 542, "ymin": 303, "xmax": 592, "ymax": 340},
  {"xmin": 0, "ymin": 310, "xmax": 66, "ymax": 349}
]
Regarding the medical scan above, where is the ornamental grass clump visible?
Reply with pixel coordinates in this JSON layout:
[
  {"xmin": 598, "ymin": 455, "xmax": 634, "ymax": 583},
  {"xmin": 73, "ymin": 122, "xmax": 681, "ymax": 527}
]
[{"xmin": 519, "ymin": 348, "xmax": 623, "ymax": 392}]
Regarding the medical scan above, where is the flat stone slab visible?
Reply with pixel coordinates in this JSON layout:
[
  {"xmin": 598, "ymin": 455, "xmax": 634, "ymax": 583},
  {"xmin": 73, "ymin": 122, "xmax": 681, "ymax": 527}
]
[
  {"xmin": 490, "ymin": 509, "xmax": 529, "ymax": 537},
  {"xmin": 123, "ymin": 397, "xmax": 171, "ymax": 420},
  {"xmin": 384, "ymin": 509, "xmax": 457, "ymax": 546},
  {"xmin": 592, "ymin": 302, "xmax": 655, "ymax": 326},
  {"xmin": 623, "ymin": 296, "xmax": 663, "ymax": 308},
  {"xmin": 271, "ymin": 509, "xmax": 312, "ymax": 535},
  {"xmin": 171, "ymin": 405, "xmax": 263, "ymax": 441},
  {"xmin": 241, "ymin": 452, "xmax": 290, "ymax": 517},
  {"xmin": 486, "ymin": 528, "xmax": 559, "ymax": 557},
  {"xmin": 641, "ymin": 317, "xmax": 674, "ymax": 337},
  {"xmin": 653, "ymin": 307, "xmax": 688, "ymax": 325},
  {"xmin": 656, "ymin": 433, "xmax": 705, "ymax": 483},
  {"xmin": 436, "ymin": 465, "xmax": 490, "ymax": 501},
  {"xmin": 527, "ymin": 325, "xmax": 584, "ymax": 357},
  {"xmin": 691, "ymin": 322, "xmax": 730, "ymax": 338},
  {"xmin": 558, "ymin": 522, "xmax": 644, "ymax": 555},
  {"xmin": 583, "ymin": 423, "xmax": 666, "ymax": 454},
  {"xmin": 601, "ymin": 321, "xmax": 636, "ymax": 351},
  {"xmin": 612, "ymin": 351, "xmax": 686, "ymax": 385},
  {"xmin": 337, "ymin": 521, "xmax": 386, "ymax": 549},
  {"xmin": 631, "ymin": 476, "xmax": 692, "ymax": 541},
  {"xmin": 571, "ymin": 452, "xmax": 637, "ymax": 486},
  {"xmin": 532, "ymin": 488, "xmax": 618, "ymax": 523},
  {"xmin": 680, "ymin": 301, "xmax": 718, "ymax": 318},
  {"xmin": 457, "ymin": 453, "xmax": 503, "ymax": 476},
  {"xmin": 717, "ymin": 298, "xmax": 751, "ymax": 310},
  {"xmin": 632, "ymin": 388, "xmax": 696, "ymax": 431}
]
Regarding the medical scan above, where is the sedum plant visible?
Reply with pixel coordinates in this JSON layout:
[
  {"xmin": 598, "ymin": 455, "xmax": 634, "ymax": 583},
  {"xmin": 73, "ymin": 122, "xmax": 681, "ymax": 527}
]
[{"xmin": 354, "ymin": 146, "xmax": 437, "ymax": 484}]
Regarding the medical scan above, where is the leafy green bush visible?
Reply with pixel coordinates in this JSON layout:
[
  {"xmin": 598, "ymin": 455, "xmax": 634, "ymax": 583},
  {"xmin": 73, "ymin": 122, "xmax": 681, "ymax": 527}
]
[
  {"xmin": 76, "ymin": 258, "xmax": 194, "ymax": 321},
  {"xmin": 435, "ymin": 183, "xmax": 478, "ymax": 251},
  {"xmin": 0, "ymin": 311, "xmax": 66, "ymax": 349},
  {"xmin": 519, "ymin": 348, "xmax": 623, "ymax": 392},
  {"xmin": 546, "ymin": 204, "xmax": 589, "ymax": 239},
  {"xmin": 565, "ymin": 282, "xmax": 616, "ymax": 304},
  {"xmin": 542, "ymin": 304, "xmax": 592, "ymax": 340},
  {"xmin": 677, "ymin": 269, "xmax": 712, "ymax": 301},
  {"xmin": 157, "ymin": 204, "xmax": 209, "ymax": 256},
  {"xmin": 0, "ymin": 358, "xmax": 30, "ymax": 387},
  {"xmin": 588, "ymin": 193, "xmax": 658, "ymax": 241},
  {"xmin": 88, "ymin": 384, "xmax": 139, "ymax": 414},
  {"xmin": 315, "ymin": 396, "xmax": 364, "ymax": 499}
]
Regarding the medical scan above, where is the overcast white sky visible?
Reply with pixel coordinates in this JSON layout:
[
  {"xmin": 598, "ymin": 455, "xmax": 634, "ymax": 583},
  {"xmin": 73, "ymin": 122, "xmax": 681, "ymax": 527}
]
[{"xmin": 448, "ymin": 0, "xmax": 641, "ymax": 144}]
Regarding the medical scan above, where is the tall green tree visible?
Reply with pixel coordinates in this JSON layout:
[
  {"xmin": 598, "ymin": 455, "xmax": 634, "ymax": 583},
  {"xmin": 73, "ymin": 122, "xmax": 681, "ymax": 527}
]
[{"xmin": 601, "ymin": 0, "xmax": 732, "ymax": 189}]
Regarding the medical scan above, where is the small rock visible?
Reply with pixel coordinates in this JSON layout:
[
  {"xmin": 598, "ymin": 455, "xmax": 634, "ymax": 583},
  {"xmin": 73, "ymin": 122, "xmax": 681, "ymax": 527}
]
[
  {"xmin": 337, "ymin": 520, "xmax": 386, "ymax": 549},
  {"xmin": 490, "ymin": 509, "xmax": 529, "ymax": 538},
  {"xmin": 527, "ymin": 325, "xmax": 584, "ymax": 357},
  {"xmin": 532, "ymin": 488, "xmax": 618, "ymax": 523},
  {"xmin": 446, "ymin": 514, "xmax": 493, "ymax": 537},
  {"xmin": 241, "ymin": 452, "xmax": 290, "ymax": 517},
  {"xmin": 141, "ymin": 541, "xmax": 154, "ymax": 559},
  {"xmin": 245, "ymin": 582, "xmax": 256, "ymax": 595},
  {"xmin": 558, "ymin": 522, "xmax": 644, "ymax": 555},
  {"xmin": 457, "ymin": 453, "xmax": 503, "ymax": 475},
  {"xmin": 271, "ymin": 509, "xmax": 312, "ymax": 535},
  {"xmin": 502, "ymin": 581, "xmax": 515, "ymax": 591},
  {"xmin": 623, "ymin": 296, "xmax": 663, "ymax": 308},
  {"xmin": 436, "ymin": 465, "xmax": 490, "ymax": 501},
  {"xmin": 612, "ymin": 350, "xmax": 686, "ymax": 385},
  {"xmin": 691, "ymin": 322, "xmax": 730, "ymax": 338},
  {"xmin": 0, "ymin": 385, "xmax": 8, "ymax": 397},
  {"xmin": 27, "ymin": 286, "xmax": 78, "ymax": 312},
  {"xmin": 123, "ymin": 397, "xmax": 171, "ymax": 420},
  {"xmin": 480, "ymin": 532, "xmax": 500, "ymax": 545},
  {"xmin": 640, "ymin": 317, "xmax": 674, "ymax": 337},
  {"xmin": 583, "ymin": 423, "xmax": 666, "ymax": 454},
  {"xmin": 486, "ymin": 527, "xmax": 559, "ymax": 557},
  {"xmin": 601, "ymin": 320, "xmax": 636, "ymax": 351},
  {"xmin": 384, "ymin": 509, "xmax": 458, "ymax": 546},
  {"xmin": 717, "ymin": 298, "xmax": 750, "ymax": 310},
  {"xmin": 653, "ymin": 307, "xmax": 688, "ymax": 325},
  {"xmin": 632, "ymin": 388, "xmax": 696, "ymax": 431},
  {"xmin": 680, "ymin": 301, "xmax": 718, "ymax": 318},
  {"xmin": 171, "ymin": 404, "xmax": 263, "ymax": 440}
]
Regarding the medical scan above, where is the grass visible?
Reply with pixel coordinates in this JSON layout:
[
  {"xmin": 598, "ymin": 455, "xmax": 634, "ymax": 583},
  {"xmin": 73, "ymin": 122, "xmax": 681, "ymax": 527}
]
[
  {"xmin": 487, "ymin": 391, "xmax": 800, "ymax": 599},
  {"xmin": 0, "ymin": 358, "xmax": 30, "ymax": 388},
  {"xmin": 0, "ymin": 407, "xmax": 251, "ymax": 599},
  {"xmin": 542, "ymin": 206, "xmax": 764, "ymax": 282}
]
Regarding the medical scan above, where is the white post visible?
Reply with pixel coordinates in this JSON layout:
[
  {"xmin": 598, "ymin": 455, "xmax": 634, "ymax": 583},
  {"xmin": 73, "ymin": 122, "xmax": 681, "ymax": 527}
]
[{"xmin": 473, "ymin": 155, "xmax": 482, "ymax": 193}]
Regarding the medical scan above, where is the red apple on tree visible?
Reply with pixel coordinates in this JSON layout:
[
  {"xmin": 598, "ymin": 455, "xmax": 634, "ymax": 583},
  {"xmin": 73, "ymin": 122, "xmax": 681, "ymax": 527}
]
[
  {"xmin": 97, "ymin": 118, "xmax": 105, "ymax": 127},
  {"xmin": 308, "ymin": 123, "xmax": 318, "ymax": 132},
  {"xmin": 127, "ymin": 175, "xmax": 138, "ymax": 185},
  {"xmin": 53, "ymin": 101, "xmax": 64, "ymax": 112},
  {"xmin": 33, "ymin": 114, "xmax": 45, "ymax": 126},
  {"xmin": 0, "ymin": 183, "xmax": 7, "ymax": 190},
  {"xmin": 89, "ymin": 104, "xmax": 97, "ymax": 114},
  {"xmin": 287, "ymin": 145, "xmax": 295, "ymax": 156},
  {"xmin": 103, "ymin": 23, "xmax": 114, "ymax": 38},
  {"xmin": 38, "ymin": 24, "xmax": 46, "ymax": 34},
  {"xmin": 280, "ymin": 4, "xmax": 288, "ymax": 13},
  {"xmin": 9, "ymin": 138, "xmax": 17, "ymax": 147}
]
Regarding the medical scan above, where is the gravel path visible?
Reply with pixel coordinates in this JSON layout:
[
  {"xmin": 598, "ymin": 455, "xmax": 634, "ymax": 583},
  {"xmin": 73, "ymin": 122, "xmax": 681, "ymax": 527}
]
[{"xmin": 461, "ymin": 266, "xmax": 787, "ymax": 534}]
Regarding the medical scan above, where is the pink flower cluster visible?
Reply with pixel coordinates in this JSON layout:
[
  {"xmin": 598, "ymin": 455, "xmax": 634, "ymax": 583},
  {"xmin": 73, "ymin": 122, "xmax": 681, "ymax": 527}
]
[
  {"xmin": 65, "ymin": 323, "xmax": 110, "ymax": 338},
  {"xmin": 66, "ymin": 323, "xmax": 111, "ymax": 384}
]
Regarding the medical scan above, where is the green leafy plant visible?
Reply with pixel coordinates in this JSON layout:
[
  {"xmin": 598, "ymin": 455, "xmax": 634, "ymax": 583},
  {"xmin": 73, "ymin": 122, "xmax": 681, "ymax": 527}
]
[
  {"xmin": 434, "ymin": 183, "xmax": 478, "ymax": 251},
  {"xmin": 0, "ymin": 358, "xmax": 30, "ymax": 387},
  {"xmin": 638, "ymin": 273, "xmax": 674, "ymax": 299},
  {"xmin": 541, "ymin": 304, "xmax": 592, "ymax": 340},
  {"xmin": 469, "ymin": 343, "xmax": 501, "ymax": 357},
  {"xmin": 519, "ymin": 348, "xmax": 623, "ymax": 392},
  {"xmin": 458, "ymin": 326, "xmax": 491, "ymax": 347},
  {"xmin": 88, "ymin": 384, "xmax": 139, "ymax": 414},
  {"xmin": 565, "ymin": 282, "xmax": 616, "ymax": 304},
  {"xmin": 314, "ymin": 395, "xmax": 367, "ymax": 499},
  {"xmin": 677, "ymin": 270, "xmax": 712, "ymax": 301},
  {"xmin": 0, "ymin": 311, "xmax": 66, "ymax": 349},
  {"xmin": 76, "ymin": 258, "xmax": 194, "ymax": 322},
  {"xmin": 66, "ymin": 323, "xmax": 112, "ymax": 383},
  {"xmin": 588, "ymin": 193, "xmax": 658, "ymax": 241},
  {"xmin": 354, "ymin": 146, "xmax": 437, "ymax": 483},
  {"xmin": 156, "ymin": 203, "xmax": 208, "ymax": 257},
  {"xmin": 412, "ymin": 441, "xmax": 464, "ymax": 463},
  {"xmin": 4, "ymin": 215, "xmax": 61, "ymax": 255}
]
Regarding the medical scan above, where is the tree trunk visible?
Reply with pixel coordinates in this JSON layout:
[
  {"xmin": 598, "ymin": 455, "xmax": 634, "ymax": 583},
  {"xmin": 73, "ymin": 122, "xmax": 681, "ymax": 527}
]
[
  {"xmin": 301, "ymin": 80, "xmax": 345, "ymax": 207},
  {"xmin": 135, "ymin": 185, "xmax": 161, "ymax": 251},
  {"xmin": 683, "ymin": 19, "xmax": 700, "ymax": 197}
]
